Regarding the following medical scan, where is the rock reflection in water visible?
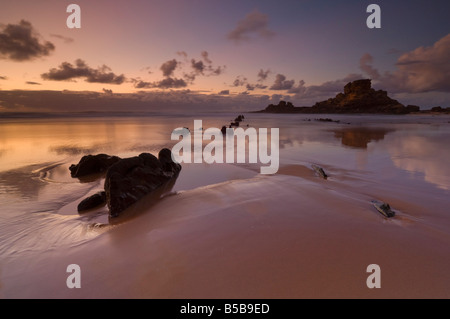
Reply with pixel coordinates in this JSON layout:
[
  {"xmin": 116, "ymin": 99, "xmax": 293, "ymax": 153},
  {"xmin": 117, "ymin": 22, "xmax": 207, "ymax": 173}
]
[{"xmin": 332, "ymin": 127, "xmax": 394, "ymax": 148}]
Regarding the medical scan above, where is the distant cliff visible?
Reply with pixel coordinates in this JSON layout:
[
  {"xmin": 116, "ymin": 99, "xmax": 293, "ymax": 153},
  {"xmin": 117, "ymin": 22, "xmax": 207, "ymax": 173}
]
[{"xmin": 256, "ymin": 79, "xmax": 421, "ymax": 114}]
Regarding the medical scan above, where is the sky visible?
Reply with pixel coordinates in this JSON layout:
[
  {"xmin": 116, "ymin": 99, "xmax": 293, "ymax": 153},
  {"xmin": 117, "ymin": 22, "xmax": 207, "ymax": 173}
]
[{"xmin": 0, "ymin": 0, "xmax": 449, "ymax": 112}]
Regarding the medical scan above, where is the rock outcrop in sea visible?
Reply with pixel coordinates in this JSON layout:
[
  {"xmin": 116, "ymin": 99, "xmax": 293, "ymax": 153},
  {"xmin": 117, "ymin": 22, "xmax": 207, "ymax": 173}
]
[
  {"xmin": 256, "ymin": 79, "xmax": 421, "ymax": 114},
  {"xmin": 427, "ymin": 106, "xmax": 450, "ymax": 114},
  {"xmin": 260, "ymin": 101, "xmax": 297, "ymax": 113},
  {"xmin": 312, "ymin": 79, "xmax": 407, "ymax": 114}
]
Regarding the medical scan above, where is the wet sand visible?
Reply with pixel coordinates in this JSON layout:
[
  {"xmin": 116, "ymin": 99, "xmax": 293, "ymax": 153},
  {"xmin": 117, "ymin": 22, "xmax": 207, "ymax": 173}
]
[
  {"xmin": 3, "ymin": 169, "xmax": 450, "ymax": 298},
  {"xmin": 1, "ymin": 113, "xmax": 450, "ymax": 298}
]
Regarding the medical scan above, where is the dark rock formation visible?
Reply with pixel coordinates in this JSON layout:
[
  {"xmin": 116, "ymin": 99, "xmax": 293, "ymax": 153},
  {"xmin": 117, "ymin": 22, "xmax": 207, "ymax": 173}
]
[
  {"xmin": 405, "ymin": 105, "xmax": 420, "ymax": 113},
  {"xmin": 77, "ymin": 191, "xmax": 106, "ymax": 212},
  {"xmin": 234, "ymin": 115, "xmax": 245, "ymax": 122},
  {"xmin": 415, "ymin": 106, "xmax": 450, "ymax": 114},
  {"xmin": 104, "ymin": 148, "xmax": 181, "ymax": 218},
  {"xmin": 315, "ymin": 118, "xmax": 340, "ymax": 123},
  {"xmin": 260, "ymin": 101, "xmax": 299, "ymax": 113},
  {"xmin": 430, "ymin": 106, "xmax": 450, "ymax": 113},
  {"xmin": 311, "ymin": 79, "xmax": 407, "ymax": 114},
  {"xmin": 69, "ymin": 154, "xmax": 121, "ymax": 178},
  {"xmin": 255, "ymin": 79, "xmax": 421, "ymax": 114},
  {"xmin": 312, "ymin": 164, "xmax": 328, "ymax": 180},
  {"xmin": 72, "ymin": 148, "xmax": 181, "ymax": 217},
  {"xmin": 158, "ymin": 148, "xmax": 182, "ymax": 176}
]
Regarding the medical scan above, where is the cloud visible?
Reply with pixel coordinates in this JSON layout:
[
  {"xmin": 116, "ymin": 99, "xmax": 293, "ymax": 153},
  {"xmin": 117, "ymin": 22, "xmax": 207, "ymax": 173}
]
[
  {"xmin": 0, "ymin": 89, "xmax": 273, "ymax": 113},
  {"xmin": 201, "ymin": 51, "xmax": 212, "ymax": 64},
  {"xmin": 232, "ymin": 72, "xmax": 269, "ymax": 90},
  {"xmin": 266, "ymin": 73, "xmax": 358, "ymax": 101},
  {"xmin": 0, "ymin": 20, "xmax": 55, "ymax": 61},
  {"xmin": 102, "ymin": 88, "xmax": 113, "ymax": 95},
  {"xmin": 25, "ymin": 81, "xmax": 41, "ymax": 85},
  {"xmin": 0, "ymin": 76, "xmax": 7, "ymax": 80},
  {"xmin": 137, "ymin": 51, "xmax": 225, "ymax": 89},
  {"xmin": 134, "ymin": 77, "xmax": 187, "ymax": 89},
  {"xmin": 246, "ymin": 83, "xmax": 268, "ymax": 91},
  {"xmin": 183, "ymin": 72, "xmax": 196, "ymax": 84},
  {"xmin": 386, "ymin": 48, "xmax": 403, "ymax": 55},
  {"xmin": 359, "ymin": 53, "xmax": 380, "ymax": 80},
  {"xmin": 160, "ymin": 59, "xmax": 179, "ymax": 77},
  {"xmin": 256, "ymin": 84, "xmax": 268, "ymax": 89},
  {"xmin": 177, "ymin": 51, "xmax": 188, "ymax": 59},
  {"xmin": 269, "ymin": 94, "xmax": 284, "ymax": 104},
  {"xmin": 49, "ymin": 34, "xmax": 74, "ymax": 44},
  {"xmin": 305, "ymin": 74, "xmax": 363, "ymax": 95},
  {"xmin": 270, "ymin": 74, "xmax": 295, "ymax": 90},
  {"xmin": 283, "ymin": 73, "xmax": 364, "ymax": 105},
  {"xmin": 287, "ymin": 80, "xmax": 306, "ymax": 94},
  {"xmin": 257, "ymin": 69, "xmax": 271, "ymax": 82},
  {"xmin": 210, "ymin": 65, "xmax": 226, "ymax": 75},
  {"xmin": 393, "ymin": 33, "xmax": 450, "ymax": 92},
  {"xmin": 41, "ymin": 59, "xmax": 126, "ymax": 84},
  {"xmin": 228, "ymin": 10, "xmax": 275, "ymax": 43},
  {"xmin": 143, "ymin": 66, "xmax": 153, "ymax": 74},
  {"xmin": 360, "ymin": 34, "xmax": 450, "ymax": 93},
  {"xmin": 191, "ymin": 59, "xmax": 205, "ymax": 74},
  {"xmin": 184, "ymin": 51, "xmax": 226, "ymax": 82},
  {"xmin": 246, "ymin": 84, "xmax": 255, "ymax": 91},
  {"xmin": 154, "ymin": 77, "xmax": 188, "ymax": 89},
  {"xmin": 232, "ymin": 75, "xmax": 247, "ymax": 87},
  {"xmin": 132, "ymin": 80, "xmax": 150, "ymax": 88},
  {"xmin": 191, "ymin": 51, "xmax": 226, "ymax": 75},
  {"xmin": 218, "ymin": 90, "xmax": 229, "ymax": 95}
]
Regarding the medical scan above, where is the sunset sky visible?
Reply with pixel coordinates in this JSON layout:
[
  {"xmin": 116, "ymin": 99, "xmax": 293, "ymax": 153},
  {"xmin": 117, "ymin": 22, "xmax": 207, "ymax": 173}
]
[{"xmin": 0, "ymin": 0, "xmax": 449, "ymax": 112}]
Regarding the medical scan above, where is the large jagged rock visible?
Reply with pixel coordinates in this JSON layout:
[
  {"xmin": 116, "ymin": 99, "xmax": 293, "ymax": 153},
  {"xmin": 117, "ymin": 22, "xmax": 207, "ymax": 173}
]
[
  {"xmin": 104, "ymin": 148, "xmax": 181, "ymax": 218},
  {"xmin": 69, "ymin": 154, "xmax": 121, "ymax": 178},
  {"xmin": 312, "ymin": 79, "xmax": 408, "ymax": 114}
]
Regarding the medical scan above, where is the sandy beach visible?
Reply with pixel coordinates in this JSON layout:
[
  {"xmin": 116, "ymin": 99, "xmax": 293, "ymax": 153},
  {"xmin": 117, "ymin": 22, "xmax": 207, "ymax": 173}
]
[{"xmin": 1, "ymin": 113, "xmax": 450, "ymax": 298}]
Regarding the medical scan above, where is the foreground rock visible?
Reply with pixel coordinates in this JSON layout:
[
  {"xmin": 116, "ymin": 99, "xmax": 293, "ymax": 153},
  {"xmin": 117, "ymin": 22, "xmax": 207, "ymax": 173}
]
[
  {"xmin": 72, "ymin": 148, "xmax": 181, "ymax": 217},
  {"xmin": 77, "ymin": 191, "xmax": 106, "ymax": 212},
  {"xmin": 312, "ymin": 164, "xmax": 328, "ymax": 180},
  {"xmin": 69, "ymin": 154, "xmax": 121, "ymax": 178},
  {"xmin": 104, "ymin": 148, "xmax": 181, "ymax": 217},
  {"xmin": 255, "ymin": 79, "xmax": 420, "ymax": 114}
]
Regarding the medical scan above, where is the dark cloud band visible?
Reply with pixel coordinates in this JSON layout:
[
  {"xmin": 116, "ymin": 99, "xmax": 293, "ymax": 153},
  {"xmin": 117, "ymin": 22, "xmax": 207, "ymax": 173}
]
[{"xmin": 41, "ymin": 59, "xmax": 126, "ymax": 84}]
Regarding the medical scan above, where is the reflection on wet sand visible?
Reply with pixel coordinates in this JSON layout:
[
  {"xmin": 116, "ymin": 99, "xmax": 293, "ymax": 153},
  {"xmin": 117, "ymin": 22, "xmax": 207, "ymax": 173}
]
[
  {"xmin": 0, "ymin": 164, "xmax": 51, "ymax": 200},
  {"xmin": 387, "ymin": 134, "xmax": 450, "ymax": 190},
  {"xmin": 332, "ymin": 127, "xmax": 394, "ymax": 148},
  {"xmin": 49, "ymin": 144, "xmax": 99, "ymax": 156}
]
